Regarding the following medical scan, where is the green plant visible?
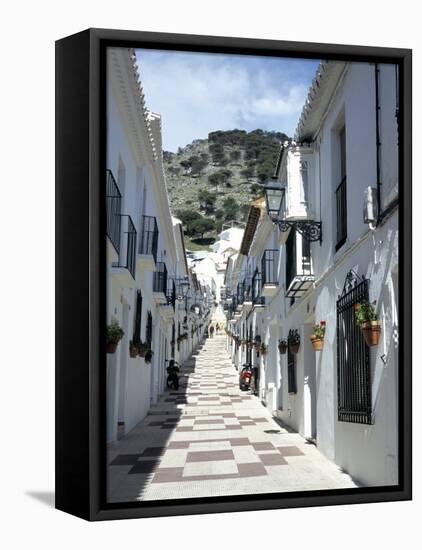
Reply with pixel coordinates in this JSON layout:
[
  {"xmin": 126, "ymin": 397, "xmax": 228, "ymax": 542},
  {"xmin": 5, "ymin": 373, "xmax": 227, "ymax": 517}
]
[
  {"xmin": 278, "ymin": 339, "xmax": 288, "ymax": 353},
  {"xmin": 106, "ymin": 320, "xmax": 124, "ymax": 344},
  {"xmin": 288, "ymin": 329, "xmax": 300, "ymax": 345},
  {"xmin": 354, "ymin": 301, "xmax": 378, "ymax": 326},
  {"xmin": 313, "ymin": 321, "xmax": 326, "ymax": 339}
]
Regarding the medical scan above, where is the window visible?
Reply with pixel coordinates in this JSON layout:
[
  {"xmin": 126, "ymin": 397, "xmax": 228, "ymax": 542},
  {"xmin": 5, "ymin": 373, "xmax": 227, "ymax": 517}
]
[
  {"xmin": 146, "ymin": 311, "xmax": 153, "ymax": 345},
  {"xmin": 300, "ymin": 161, "xmax": 309, "ymax": 205},
  {"xmin": 133, "ymin": 290, "xmax": 142, "ymax": 343},
  {"xmin": 286, "ymin": 230, "xmax": 296, "ymax": 291},
  {"xmin": 287, "ymin": 347, "xmax": 297, "ymax": 394},
  {"xmin": 336, "ymin": 275, "xmax": 372, "ymax": 424},
  {"xmin": 335, "ymin": 126, "xmax": 347, "ymax": 250}
]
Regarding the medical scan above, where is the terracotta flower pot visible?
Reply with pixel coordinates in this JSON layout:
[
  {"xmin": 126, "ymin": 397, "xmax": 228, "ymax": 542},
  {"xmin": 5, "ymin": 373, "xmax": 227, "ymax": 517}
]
[
  {"xmin": 289, "ymin": 342, "xmax": 300, "ymax": 354},
  {"xmin": 361, "ymin": 321, "xmax": 381, "ymax": 346},
  {"xmin": 106, "ymin": 341, "xmax": 118, "ymax": 354},
  {"xmin": 310, "ymin": 335, "xmax": 324, "ymax": 351},
  {"xmin": 278, "ymin": 344, "xmax": 287, "ymax": 355},
  {"xmin": 129, "ymin": 345, "xmax": 138, "ymax": 358},
  {"xmin": 138, "ymin": 346, "xmax": 149, "ymax": 358}
]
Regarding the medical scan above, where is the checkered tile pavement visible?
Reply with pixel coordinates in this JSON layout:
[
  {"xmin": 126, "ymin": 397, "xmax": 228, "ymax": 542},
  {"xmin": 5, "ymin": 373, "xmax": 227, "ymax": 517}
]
[{"xmin": 107, "ymin": 335, "xmax": 356, "ymax": 502}]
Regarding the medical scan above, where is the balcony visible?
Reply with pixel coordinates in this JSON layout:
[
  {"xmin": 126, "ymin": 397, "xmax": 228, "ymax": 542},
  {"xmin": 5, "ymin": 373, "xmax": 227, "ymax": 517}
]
[
  {"xmin": 111, "ymin": 215, "xmax": 137, "ymax": 286},
  {"xmin": 138, "ymin": 215, "xmax": 158, "ymax": 271},
  {"xmin": 252, "ymin": 269, "xmax": 265, "ymax": 309},
  {"xmin": 261, "ymin": 249, "xmax": 279, "ymax": 297},
  {"xmin": 153, "ymin": 262, "xmax": 168, "ymax": 304},
  {"xmin": 285, "ymin": 232, "xmax": 314, "ymax": 298},
  {"xmin": 160, "ymin": 278, "xmax": 176, "ymax": 320},
  {"xmin": 106, "ymin": 170, "xmax": 122, "ymax": 263}
]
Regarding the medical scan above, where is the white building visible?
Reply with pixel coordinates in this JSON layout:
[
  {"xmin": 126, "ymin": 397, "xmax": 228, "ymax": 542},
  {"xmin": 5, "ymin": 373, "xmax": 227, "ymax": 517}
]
[
  {"xmin": 224, "ymin": 61, "xmax": 399, "ymax": 487},
  {"xmin": 106, "ymin": 48, "xmax": 209, "ymax": 444}
]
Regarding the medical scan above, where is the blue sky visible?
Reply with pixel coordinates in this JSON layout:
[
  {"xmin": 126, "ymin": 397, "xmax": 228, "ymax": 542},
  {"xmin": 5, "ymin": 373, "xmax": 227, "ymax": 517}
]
[{"xmin": 135, "ymin": 49, "xmax": 319, "ymax": 152}]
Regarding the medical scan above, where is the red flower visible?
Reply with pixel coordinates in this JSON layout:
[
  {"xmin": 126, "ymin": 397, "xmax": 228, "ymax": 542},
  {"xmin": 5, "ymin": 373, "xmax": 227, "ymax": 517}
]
[
  {"xmin": 320, "ymin": 321, "xmax": 326, "ymax": 326},
  {"xmin": 354, "ymin": 303, "xmax": 359, "ymax": 311}
]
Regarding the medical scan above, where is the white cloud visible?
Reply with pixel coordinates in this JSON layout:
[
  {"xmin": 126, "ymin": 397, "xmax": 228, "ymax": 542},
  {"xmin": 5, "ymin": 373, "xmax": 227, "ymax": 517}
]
[{"xmin": 135, "ymin": 50, "xmax": 318, "ymax": 151}]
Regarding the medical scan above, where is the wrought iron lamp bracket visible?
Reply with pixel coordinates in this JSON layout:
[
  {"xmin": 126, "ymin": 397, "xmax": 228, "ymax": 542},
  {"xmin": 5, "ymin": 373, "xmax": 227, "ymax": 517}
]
[{"xmin": 272, "ymin": 218, "xmax": 322, "ymax": 242}]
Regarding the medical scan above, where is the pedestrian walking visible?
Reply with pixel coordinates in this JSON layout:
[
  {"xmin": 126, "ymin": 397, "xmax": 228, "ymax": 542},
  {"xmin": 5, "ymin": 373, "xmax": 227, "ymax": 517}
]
[{"xmin": 209, "ymin": 325, "xmax": 214, "ymax": 339}]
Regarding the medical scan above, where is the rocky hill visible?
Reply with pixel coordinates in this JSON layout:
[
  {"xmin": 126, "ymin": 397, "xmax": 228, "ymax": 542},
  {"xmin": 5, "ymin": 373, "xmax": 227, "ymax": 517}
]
[{"xmin": 163, "ymin": 129, "xmax": 288, "ymax": 249}]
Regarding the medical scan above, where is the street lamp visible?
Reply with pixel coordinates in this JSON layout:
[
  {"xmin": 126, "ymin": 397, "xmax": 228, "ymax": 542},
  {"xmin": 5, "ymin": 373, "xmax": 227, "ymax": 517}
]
[
  {"xmin": 263, "ymin": 177, "xmax": 285, "ymax": 219},
  {"xmin": 262, "ymin": 177, "xmax": 322, "ymax": 243},
  {"xmin": 176, "ymin": 277, "xmax": 190, "ymax": 301}
]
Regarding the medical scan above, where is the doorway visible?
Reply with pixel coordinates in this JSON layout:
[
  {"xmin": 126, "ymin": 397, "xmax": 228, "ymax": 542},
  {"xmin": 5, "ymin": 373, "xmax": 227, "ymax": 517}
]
[{"xmin": 303, "ymin": 320, "xmax": 317, "ymax": 440}]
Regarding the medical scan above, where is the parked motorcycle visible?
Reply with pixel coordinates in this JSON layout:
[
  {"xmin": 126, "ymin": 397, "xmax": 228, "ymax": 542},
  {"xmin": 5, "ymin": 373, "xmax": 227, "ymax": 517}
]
[
  {"xmin": 239, "ymin": 363, "xmax": 253, "ymax": 391},
  {"xmin": 166, "ymin": 359, "xmax": 180, "ymax": 390}
]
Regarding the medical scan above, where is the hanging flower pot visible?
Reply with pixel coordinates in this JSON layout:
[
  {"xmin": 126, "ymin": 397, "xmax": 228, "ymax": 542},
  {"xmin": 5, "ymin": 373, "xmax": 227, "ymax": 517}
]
[
  {"xmin": 288, "ymin": 329, "xmax": 300, "ymax": 354},
  {"xmin": 310, "ymin": 321, "xmax": 326, "ymax": 351},
  {"xmin": 354, "ymin": 301, "xmax": 381, "ymax": 347},
  {"xmin": 361, "ymin": 321, "xmax": 382, "ymax": 346},
  {"xmin": 310, "ymin": 336, "xmax": 324, "ymax": 351},
  {"xmin": 144, "ymin": 349, "xmax": 153, "ymax": 364},
  {"xmin": 106, "ymin": 342, "xmax": 118, "ymax": 354},
  {"xmin": 278, "ymin": 339, "xmax": 288, "ymax": 354},
  {"xmin": 138, "ymin": 342, "xmax": 150, "ymax": 358},
  {"xmin": 106, "ymin": 320, "xmax": 124, "ymax": 354},
  {"xmin": 129, "ymin": 341, "xmax": 139, "ymax": 358}
]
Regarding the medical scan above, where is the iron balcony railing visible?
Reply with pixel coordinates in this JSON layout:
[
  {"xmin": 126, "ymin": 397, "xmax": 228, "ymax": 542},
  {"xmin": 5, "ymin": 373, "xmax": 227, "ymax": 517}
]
[
  {"xmin": 116, "ymin": 215, "xmax": 137, "ymax": 279},
  {"xmin": 106, "ymin": 169, "xmax": 122, "ymax": 253},
  {"xmin": 261, "ymin": 249, "xmax": 279, "ymax": 285},
  {"xmin": 139, "ymin": 215, "xmax": 158, "ymax": 262},
  {"xmin": 166, "ymin": 278, "xmax": 176, "ymax": 309},
  {"xmin": 237, "ymin": 282, "xmax": 244, "ymax": 306},
  {"xmin": 243, "ymin": 277, "xmax": 252, "ymax": 303},
  {"xmin": 252, "ymin": 269, "xmax": 265, "ymax": 306},
  {"xmin": 335, "ymin": 176, "xmax": 347, "ymax": 250},
  {"xmin": 153, "ymin": 262, "xmax": 168, "ymax": 294}
]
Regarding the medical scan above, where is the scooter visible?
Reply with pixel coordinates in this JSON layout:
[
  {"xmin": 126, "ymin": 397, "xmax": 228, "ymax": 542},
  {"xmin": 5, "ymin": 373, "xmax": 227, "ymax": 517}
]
[
  {"xmin": 166, "ymin": 359, "xmax": 180, "ymax": 390},
  {"xmin": 239, "ymin": 363, "xmax": 253, "ymax": 391}
]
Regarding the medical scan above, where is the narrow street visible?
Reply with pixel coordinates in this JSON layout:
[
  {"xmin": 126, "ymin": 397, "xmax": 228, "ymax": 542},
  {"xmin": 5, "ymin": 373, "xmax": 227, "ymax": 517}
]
[{"xmin": 107, "ymin": 335, "xmax": 356, "ymax": 502}]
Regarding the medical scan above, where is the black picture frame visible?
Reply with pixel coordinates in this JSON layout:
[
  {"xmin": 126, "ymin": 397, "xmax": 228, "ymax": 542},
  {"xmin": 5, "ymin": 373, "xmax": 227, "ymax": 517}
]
[{"xmin": 55, "ymin": 28, "xmax": 412, "ymax": 521}]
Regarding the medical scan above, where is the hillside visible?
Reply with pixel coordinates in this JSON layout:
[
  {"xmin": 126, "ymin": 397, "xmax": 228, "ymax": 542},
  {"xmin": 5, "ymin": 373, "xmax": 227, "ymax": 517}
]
[{"xmin": 163, "ymin": 129, "xmax": 288, "ymax": 250}]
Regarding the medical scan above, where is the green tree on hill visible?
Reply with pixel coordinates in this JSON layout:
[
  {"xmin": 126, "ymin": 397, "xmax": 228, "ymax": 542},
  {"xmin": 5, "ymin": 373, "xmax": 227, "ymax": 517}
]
[
  {"xmin": 176, "ymin": 209, "xmax": 202, "ymax": 236},
  {"xmin": 191, "ymin": 218, "xmax": 216, "ymax": 239},
  {"xmin": 223, "ymin": 197, "xmax": 239, "ymax": 222},
  {"xmin": 198, "ymin": 190, "xmax": 217, "ymax": 214}
]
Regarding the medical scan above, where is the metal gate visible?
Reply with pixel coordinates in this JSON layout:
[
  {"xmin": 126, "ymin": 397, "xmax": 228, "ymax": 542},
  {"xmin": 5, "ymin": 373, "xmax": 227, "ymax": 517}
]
[{"xmin": 336, "ymin": 272, "xmax": 372, "ymax": 424}]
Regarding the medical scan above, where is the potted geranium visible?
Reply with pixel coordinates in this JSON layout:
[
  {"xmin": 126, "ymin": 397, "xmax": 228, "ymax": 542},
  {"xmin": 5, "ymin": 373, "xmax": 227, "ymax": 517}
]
[
  {"xmin": 288, "ymin": 329, "xmax": 301, "ymax": 354},
  {"xmin": 310, "ymin": 321, "xmax": 326, "ymax": 351},
  {"xmin": 129, "ymin": 340, "xmax": 139, "ymax": 358},
  {"xmin": 106, "ymin": 320, "xmax": 124, "ymax": 354},
  {"xmin": 278, "ymin": 339, "xmax": 288, "ymax": 354},
  {"xmin": 354, "ymin": 300, "xmax": 381, "ymax": 346}
]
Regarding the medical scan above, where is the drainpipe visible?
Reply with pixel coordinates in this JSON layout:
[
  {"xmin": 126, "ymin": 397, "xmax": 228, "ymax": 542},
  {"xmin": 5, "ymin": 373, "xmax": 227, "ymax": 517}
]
[{"xmin": 374, "ymin": 63, "xmax": 382, "ymax": 223}]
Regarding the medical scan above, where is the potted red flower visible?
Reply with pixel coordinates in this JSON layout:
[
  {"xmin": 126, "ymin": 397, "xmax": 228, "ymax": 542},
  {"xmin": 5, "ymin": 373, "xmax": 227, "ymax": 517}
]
[
  {"xmin": 354, "ymin": 301, "xmax": 381, "ymax": 346},
  {"xmin": 310, "ymin": 321, "xmax": 326, "ymax": 351}
]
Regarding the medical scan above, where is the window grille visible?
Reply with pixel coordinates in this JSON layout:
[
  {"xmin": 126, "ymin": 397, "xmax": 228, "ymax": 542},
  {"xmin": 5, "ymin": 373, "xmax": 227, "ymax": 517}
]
[
  {"xmin": 145, "ymin": 311, "xmax": 153, "ymax": 345},
  {"xmin": 133, "ymin": 290, "xmax": 142, "ymax": 343},
  {"xmin": 287, "ymin": 346, "xmax": 297, "ymax": 394},
  {"xmin": 336, "ymin": 272, "xmax": 372, "ymax": 424}
]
